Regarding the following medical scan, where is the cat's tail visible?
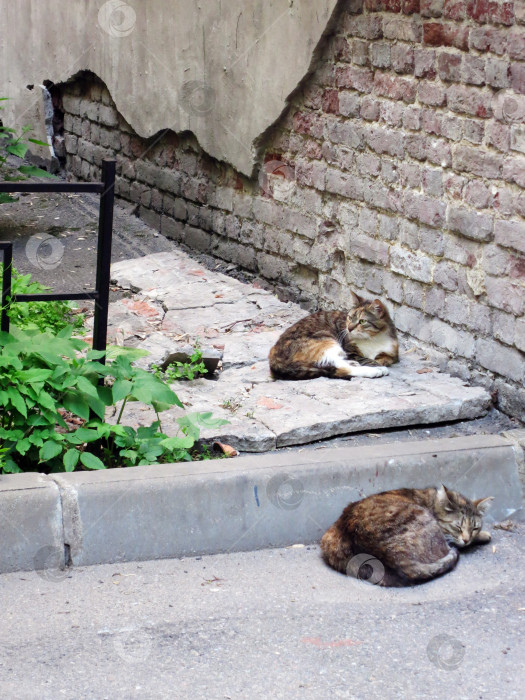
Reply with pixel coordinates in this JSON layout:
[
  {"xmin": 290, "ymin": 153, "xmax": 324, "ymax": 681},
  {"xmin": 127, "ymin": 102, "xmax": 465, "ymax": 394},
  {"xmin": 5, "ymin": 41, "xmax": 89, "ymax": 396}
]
[
  {"xmin": 320, "ymin": 525, "xmax": 353, "ymax": 573},
  {"xmin": 270, "ymin": 362, "xmax": 340, "ymax": 381},
  {"xmin": 397, "ymin": 548, "xmax": 459, "ymax": 583}
]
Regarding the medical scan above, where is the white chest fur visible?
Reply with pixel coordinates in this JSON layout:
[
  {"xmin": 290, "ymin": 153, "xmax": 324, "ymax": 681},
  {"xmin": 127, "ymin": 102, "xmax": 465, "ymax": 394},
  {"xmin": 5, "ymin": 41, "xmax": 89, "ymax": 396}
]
[{"xmin": 353, "ymin": 331, "xmax": 396, "ymax": 360}]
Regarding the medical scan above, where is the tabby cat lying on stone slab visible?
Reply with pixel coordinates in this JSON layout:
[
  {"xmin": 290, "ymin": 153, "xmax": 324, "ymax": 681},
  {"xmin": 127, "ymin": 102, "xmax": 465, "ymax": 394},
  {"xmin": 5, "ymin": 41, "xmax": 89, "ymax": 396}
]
[
  {"xmin": 269, "ymin": 292, "xmax": 398, "ymax": 380},
  {"xmin": 321, "ymin": 485, "xmax": 493, "ymax": 587}
]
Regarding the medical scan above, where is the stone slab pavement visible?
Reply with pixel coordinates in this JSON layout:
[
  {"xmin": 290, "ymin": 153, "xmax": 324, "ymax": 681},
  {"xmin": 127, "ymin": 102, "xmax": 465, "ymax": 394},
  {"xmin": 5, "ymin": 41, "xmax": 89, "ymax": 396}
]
[
  {"xmin": 1, "ymin": 525, "xmax": 524, "ymax": 700},
  {"xmin": 107, "ymin": 251, "xmax": 492, "ymax": 452}
]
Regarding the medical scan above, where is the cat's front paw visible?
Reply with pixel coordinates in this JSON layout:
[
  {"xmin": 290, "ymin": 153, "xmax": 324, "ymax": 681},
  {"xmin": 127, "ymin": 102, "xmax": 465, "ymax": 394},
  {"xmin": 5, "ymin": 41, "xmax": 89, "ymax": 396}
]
[
  {"xmin": 361, "ymin": 366, "xmax": 389, "ymax": 378},
  {"xmin": 474, "ymin": 530, "xmax": 491, "ymax": 544}
]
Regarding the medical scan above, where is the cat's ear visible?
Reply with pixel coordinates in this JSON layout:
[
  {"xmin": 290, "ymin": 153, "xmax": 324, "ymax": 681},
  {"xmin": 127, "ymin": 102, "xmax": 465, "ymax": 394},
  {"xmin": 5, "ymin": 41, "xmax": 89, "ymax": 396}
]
[
  {"xmin": 436, "ymin": 485, "xmax": 453, "ymax": 509},
  {"xmin": 370, "ymin": 299, "xmax": 386, "ymax": 318},
  {"xmin": 349, "ymin": 290, "xmax": 365, "ymax": 307},
  {"xmin": 474, "ymin": 496, "xmax": 494, "ymax": 514}
]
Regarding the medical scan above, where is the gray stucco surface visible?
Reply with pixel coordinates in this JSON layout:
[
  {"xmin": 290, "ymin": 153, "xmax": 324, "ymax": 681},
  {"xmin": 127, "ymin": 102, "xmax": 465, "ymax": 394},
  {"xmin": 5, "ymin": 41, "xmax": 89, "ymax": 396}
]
[{"xmin": 0, "ymin": 0, "xmax": 338, "ymax": 174}]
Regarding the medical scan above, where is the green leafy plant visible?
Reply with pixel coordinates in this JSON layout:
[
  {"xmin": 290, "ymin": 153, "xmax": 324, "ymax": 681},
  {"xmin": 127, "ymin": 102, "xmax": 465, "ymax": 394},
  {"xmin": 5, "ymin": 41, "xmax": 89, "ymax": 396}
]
[
  {"xmin": 0, "ymin": 326, "xmax": 229, "ymax": 474},
  {"xmin": 152, "ymin": 342, "xmax": 208, "ymax": 382},
  {"xmin": 0, "ymin": 266, "xmax": 84, "ymax": 334},
  {"xmin": 0, "ymin": 97, "xmax": 55, "ymax": 203}
]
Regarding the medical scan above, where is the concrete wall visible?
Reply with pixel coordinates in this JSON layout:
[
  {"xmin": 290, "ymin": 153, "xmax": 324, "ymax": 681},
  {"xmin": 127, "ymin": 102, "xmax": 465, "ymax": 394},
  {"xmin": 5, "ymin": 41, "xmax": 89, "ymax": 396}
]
[
  {"xmin": 0, "ymin": 0, "xmax": 338, "ymax": 175},
  {"xmin": 60, "ymin": 1, "xmax": 525, "ymax": 420}
]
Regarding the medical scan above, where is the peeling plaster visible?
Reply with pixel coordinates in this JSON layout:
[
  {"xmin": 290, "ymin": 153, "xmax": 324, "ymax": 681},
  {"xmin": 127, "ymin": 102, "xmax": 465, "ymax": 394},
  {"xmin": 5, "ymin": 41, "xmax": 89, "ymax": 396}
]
[{"xmin": 0, "ymin": 0, "xmax": 339, "ymax": 175}]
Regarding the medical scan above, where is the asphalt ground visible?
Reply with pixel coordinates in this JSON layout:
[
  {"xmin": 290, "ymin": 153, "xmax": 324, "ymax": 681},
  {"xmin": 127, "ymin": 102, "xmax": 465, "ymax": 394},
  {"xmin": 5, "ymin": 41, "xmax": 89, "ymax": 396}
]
[{"xmin": 0, "ymin": 523, "xmax": 524, "ymax": 700}]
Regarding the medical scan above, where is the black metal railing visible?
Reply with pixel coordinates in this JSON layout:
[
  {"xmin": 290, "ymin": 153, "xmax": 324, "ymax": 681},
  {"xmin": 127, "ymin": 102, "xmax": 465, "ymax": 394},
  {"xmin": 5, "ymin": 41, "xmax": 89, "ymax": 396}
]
[{"xmin": 0, "ymin": 159, "xmax": 116, "ymax": 359}]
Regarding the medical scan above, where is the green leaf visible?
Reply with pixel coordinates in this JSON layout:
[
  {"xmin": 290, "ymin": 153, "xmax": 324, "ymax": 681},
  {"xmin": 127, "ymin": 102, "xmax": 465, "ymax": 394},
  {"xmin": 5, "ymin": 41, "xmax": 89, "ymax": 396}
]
[
  {"xmin": 18, "ymin": 165, "xmax": 56, "ymax": 178},
  {"xmin": 63, "ymin": 392, "xmax": 90, "ymax": 421},
  {"xmin": 75, "ymin": 375, "xmax": 100, "ymax": 399},
  {"xmin": 39, "ymin": 440, "xmax": 63, "ymax": 462},
  {"xmin": 7, "ymin": 142, "xmax": 28, "ymax": 158},
  {"xmin": 161, "ymin": 435, "xmax": 195, "ymax": 451},
  {"xmin": 112, "ymin": 379, "xmax": 133, "ymax": 403},
  {"xmin": 80, "ymin": 452, "xmax": 106, "ymax": 470},
  {"xmin": 73, "ymin": 427, "xmax": 103, "ymax": 443},
  {"xmin": 7, "ymin": 386, "xmax": 27, "ymax": 417},
  {"xmin": 27, "ymin": 138, "xmax": 50, "ymax": 146},
  {"xmin": 63, "ymin": 449, "xmax": 80, "ymax": 472}
]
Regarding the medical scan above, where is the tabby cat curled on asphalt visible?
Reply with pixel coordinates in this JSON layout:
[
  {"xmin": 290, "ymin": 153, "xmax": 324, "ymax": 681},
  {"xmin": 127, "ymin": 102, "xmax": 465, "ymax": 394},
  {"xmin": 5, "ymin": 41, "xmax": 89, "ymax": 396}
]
[
  {"xmin": 268, "ymin": 292, "xmax": 399, "ymax": 381},
  {"xmin": 320, "ymin": 486, "xmax": 493, "ymax": 587}
]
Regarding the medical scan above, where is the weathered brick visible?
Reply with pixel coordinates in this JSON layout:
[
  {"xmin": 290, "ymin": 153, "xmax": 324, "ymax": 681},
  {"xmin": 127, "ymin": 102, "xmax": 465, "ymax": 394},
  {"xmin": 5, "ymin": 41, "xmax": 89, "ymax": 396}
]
[
  {"xmin": 391, "ymin": 246, "xmax": 434, "ymax": 282},
  {"xmin": 380, "ymin": 101, "xmax": 405, "ymax": 127},
  {"xmin": 447, "ymin": 84, "xmax": 492, "ymax": 118},
  {"xmin": 453, "ymin": 145, "xmax": 503, "ymax": 178},
  {"xmin": 419, "ymin": 318, "xmax": 476, "ymax": 358},
  {"xmin": 477, "ymin": 339, "xmax": 524, "ymax": 383},
  {"xmin": 383, "ymin": 17, "xmax": 423, "ymax": 41},
  {"xmin": 441, "ymin": 115, "xmax": 463, "ymax": 140},
  {"xmin": 443, "ymin": 0, "xmax": 466, "ymax": 20},
  {"xmin": 422, "ymin": 109, "xmax": 442, "ymax": 135},
  {"xmin": 414, "ymin": 48, "xmax": 437, "ymax": 77},
  {"xmin": 464, "ymin": 180, "xmax": 490, "ymax": 208},
  {"xmin": 421, "ymin": 168, "xmax": 443, "ymax": 197},
  {"xmin": 365, "ymin": 127, "xmax": 405, "ymax": 157},
  {"xmin": 486, "ymin": 121, "xmax": 510, "ymax": 151},
  {"xmin": 494, "ymin": 219, "xmax": 525, "ymax": 254},
  {"xmin": 403, "ymin": 105, "xmax": 421, "ymax": 130},
  {"xmin": 421, "ymin": 0, "xmax": 445, "ymax": 18},
  {"xmin": 493, "ymin": 310, "xmax": 516, "ymax": 345},
  {"xmin": 384, "ymin": 270, "xmax": 404, "ymax": 302},
  {"xmin": 326, "ymin": 168, "xmax": 364, "ymax": 200},
  {"xmin": 404, "ymin": 280, "xmax": 426, "ymax": 309},
  {"xmin": 462, "ymin": 55, "xmax": 485, "ymax": 85},
  {"xmin": 424, "ymin": 22, "xmax": 469, "ymax": 50},
  {"xmin": 464, "ymin": 119, "xmax": 484, "ymax": 144},
  {"xmin": 346, "ymin": 14, "xmax": 384, "ymax": 39},
  {"xmin": 434, "ymin": 261, "xmax": 459, "ymax": 289},
  {"xmin": 381, "ymin": 159, "xmax": 399, "ymax": 184},
  {"xmin": 511, "ymin": 63, "xmax": 525, "ymax": 94},
  {"xmin": 492, "ymin": 92, "xmax": 525, "ymax": 124},
  {"xmin": 515, "ymin": 318, "xmax": 525, "ymax": 352},
  {"xmin": 485, "ymin": 58, "xmax": 510, "ymax": 88},
  {"xmin": 350, "ymin": 233, "xmax": 390, "ymax": 264},
  {"xmin": 438, "ymin": 52, "xmax": 462, "ymax": 81},
  {"xmin": 374, "ymin": 73, "xmax": 417, "ymax": 102},
  {"xmin": 470, "ymin": 25, "xmax": 508, "ymax": 54},
  {"xmin": 399, "ymin": 161, "xmax": 422, "ymax": 187},
  {"xmin": 418, "ymin": 81, "xmax": 447, "ymax": 106},
  {"xmin": 426, "ymin": 285, "xmax": 446, "ymax": 314},
  {"xmin": 360, "ymin": 96, "xmax": 380, "ymax": 121},
  {"xmin": 370, "ymin": 42, "xmax": 392, "ymax": 68},
  {"xmin": 392, "ymin": 44, "xmax": 415, "ymax": 73},
  {"xmin": 336, "ymin": 65, "xmax": 374, "ymax": 92},
  {"xmin": 363, "ymin": 182, "xmax": 400, "ymax": 212},
  {"xmin": 511, "ymin": 124, "xmax": 525, "ymax": 154},
  {"xmin": 484, "ymin": 276, "xmax": 524, "ymax": 315},
  {"xmin": 502, "ymin": 157, "xmax": 525, "ymax": 188},
  {"xmin": 356, "ymin": 152, "xmax": 381, "ymax": 177},
  {"xmin": 338, "ymin": 91, "xmax": 361, "ymax": 117},
  {"xmin": 405, "ymin": 191, "xmax": 447, "ymax": 228},
  {"xmin": 447, "ymin": 206, "xmax": 493, "ymax": 241},
  {"xmin": 351, "ymin": 39, "xmax": 371, "ymax": 66},
  {"xmin": 426, "ymin": 137, "xmax": 452, "ymax": 167}
]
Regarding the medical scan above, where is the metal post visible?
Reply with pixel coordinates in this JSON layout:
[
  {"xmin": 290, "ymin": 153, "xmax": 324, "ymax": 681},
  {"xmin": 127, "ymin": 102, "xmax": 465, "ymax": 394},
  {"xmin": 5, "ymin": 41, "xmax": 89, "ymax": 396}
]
[
  {"xmin": 92, "ymin": 160, "xmax": 116, "ymax": 361},
  {"xmin": 1, "ymin": 243, "xmax": 13, "ymax": 334}
]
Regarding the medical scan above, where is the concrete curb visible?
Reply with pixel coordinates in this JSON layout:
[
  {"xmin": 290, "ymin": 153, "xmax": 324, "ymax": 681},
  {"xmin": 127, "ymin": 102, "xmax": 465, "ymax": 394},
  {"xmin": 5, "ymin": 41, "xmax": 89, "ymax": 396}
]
[{"xmin": 0, "ymin": 435, "xmax": 523, "ymax": 574}]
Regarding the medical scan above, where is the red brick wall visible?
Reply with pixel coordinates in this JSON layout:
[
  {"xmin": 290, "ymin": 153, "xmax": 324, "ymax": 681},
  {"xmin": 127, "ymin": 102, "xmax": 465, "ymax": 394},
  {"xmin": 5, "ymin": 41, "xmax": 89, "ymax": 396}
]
[{"xmin": 60, "ymin": 0, "xmax": 525, "ymax": 418}]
